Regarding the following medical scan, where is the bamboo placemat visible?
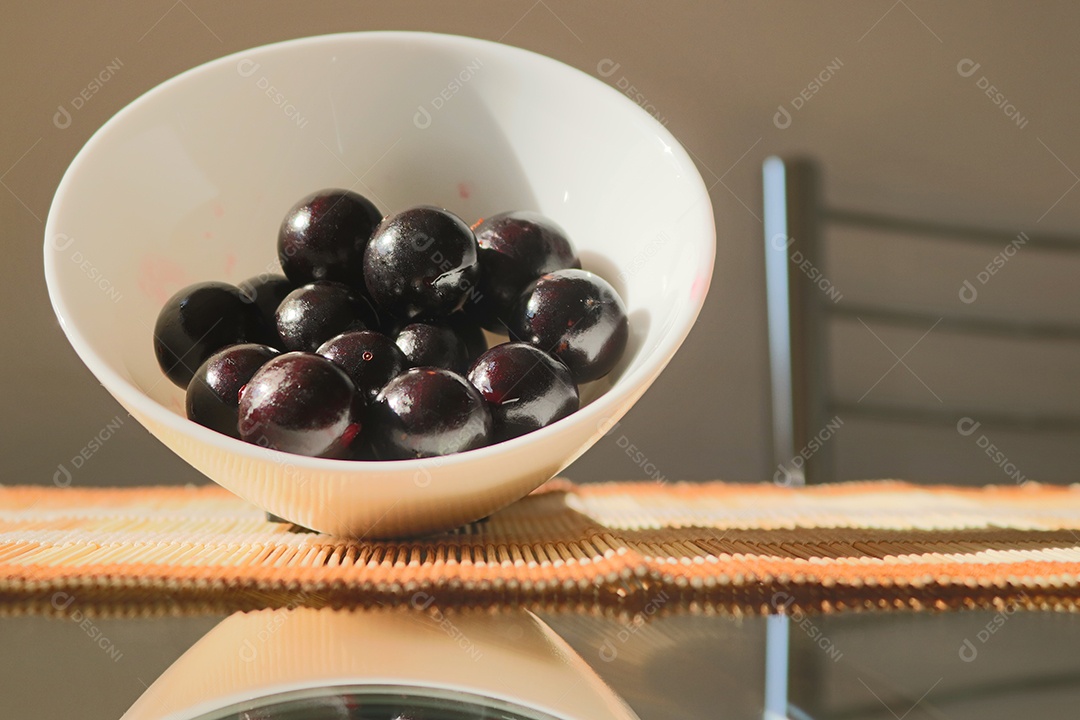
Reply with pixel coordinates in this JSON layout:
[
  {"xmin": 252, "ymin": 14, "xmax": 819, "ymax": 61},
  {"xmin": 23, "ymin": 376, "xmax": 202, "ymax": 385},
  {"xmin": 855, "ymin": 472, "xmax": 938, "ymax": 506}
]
[{"xmin": 2, "ymin": 480, "xmax": 1080, "ymax": 616}]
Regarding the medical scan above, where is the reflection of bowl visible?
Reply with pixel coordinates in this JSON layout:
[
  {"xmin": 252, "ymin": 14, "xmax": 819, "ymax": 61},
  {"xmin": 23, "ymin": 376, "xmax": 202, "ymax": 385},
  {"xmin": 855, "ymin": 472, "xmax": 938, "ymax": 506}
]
[
  {"xmin": 121, "ymin": 607, "xmax": 639, "ymax": 720},
  {"xmin": 44, "ymin": 32, "xmax": 715, "ymax": 537}
]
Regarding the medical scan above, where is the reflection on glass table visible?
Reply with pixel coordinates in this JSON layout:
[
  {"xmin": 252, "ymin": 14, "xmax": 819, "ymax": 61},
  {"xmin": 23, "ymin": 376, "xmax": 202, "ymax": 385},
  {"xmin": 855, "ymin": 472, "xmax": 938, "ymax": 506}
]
[
  {"xmin": 121, "ymin": 606, "xmax": 637, "ymax": 720},
  {"xmin": 3, "ymin": 605, "xmax": 1080, "ymax": 719},
  {"xmin": 784, "ymin": 609, "xmax": 1080, "ymax": 719}
]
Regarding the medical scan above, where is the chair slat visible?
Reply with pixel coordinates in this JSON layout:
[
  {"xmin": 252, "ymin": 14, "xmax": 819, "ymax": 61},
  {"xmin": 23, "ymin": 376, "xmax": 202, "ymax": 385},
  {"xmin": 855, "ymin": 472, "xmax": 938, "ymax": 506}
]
[
  {"xmin": 825, "ymin": 208, "xmax": 1080, "ymax": 252},
  {"xmin": 830, "ymin": 400, "xmax": 1080, "ymax": 433},
  {"xmin": 832, "ymin": 303, "xmax": 1080, "ymax": 342}
]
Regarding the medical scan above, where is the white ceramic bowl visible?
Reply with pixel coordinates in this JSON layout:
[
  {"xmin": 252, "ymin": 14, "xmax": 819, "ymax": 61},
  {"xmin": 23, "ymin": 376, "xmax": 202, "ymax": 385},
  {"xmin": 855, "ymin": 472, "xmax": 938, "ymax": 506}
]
[{"xmin": 44, "ymin": 32, "xmax": 714, "ymax": 537}]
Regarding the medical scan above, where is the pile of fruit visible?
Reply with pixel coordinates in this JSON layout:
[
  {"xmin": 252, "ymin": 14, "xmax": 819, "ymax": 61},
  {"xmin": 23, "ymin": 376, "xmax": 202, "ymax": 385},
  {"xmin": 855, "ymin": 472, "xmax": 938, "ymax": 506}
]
[{"xmin": 153, "ymin": 190, "xmax": 628, "ymax": 460}]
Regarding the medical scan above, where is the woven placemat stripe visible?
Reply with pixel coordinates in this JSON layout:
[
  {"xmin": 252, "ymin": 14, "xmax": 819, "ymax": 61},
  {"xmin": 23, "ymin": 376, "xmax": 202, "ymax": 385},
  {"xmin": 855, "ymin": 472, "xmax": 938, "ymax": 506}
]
[{"xmin": 3, "ymin": 481, "xmax": 1080, "ymax": 615}]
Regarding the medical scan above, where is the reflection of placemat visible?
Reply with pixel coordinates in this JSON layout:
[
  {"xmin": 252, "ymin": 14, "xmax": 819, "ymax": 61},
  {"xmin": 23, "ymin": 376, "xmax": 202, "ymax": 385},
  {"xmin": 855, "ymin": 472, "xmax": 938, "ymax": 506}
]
[{"xmin": 3, "ymin": 480, "xmax": 1080, "ymax": 615}]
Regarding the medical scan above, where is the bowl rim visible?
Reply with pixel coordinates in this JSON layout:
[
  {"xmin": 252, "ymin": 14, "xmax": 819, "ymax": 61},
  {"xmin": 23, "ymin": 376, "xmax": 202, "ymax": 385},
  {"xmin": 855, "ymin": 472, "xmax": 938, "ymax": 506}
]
[
  {"xmin": 163, "ymin": 683, "xmax": 568, "ymax": 720},
  {"xmin": 43, "ymin": 30, "xmax": 716, "ymax": 474}
]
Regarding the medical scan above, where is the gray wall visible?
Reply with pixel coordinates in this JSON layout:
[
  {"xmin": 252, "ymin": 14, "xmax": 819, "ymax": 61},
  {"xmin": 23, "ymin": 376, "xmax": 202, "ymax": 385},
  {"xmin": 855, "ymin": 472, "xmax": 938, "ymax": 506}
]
[{"xmin": 4, "ymin": 2, "xmax": 1079, "ymax": 489}]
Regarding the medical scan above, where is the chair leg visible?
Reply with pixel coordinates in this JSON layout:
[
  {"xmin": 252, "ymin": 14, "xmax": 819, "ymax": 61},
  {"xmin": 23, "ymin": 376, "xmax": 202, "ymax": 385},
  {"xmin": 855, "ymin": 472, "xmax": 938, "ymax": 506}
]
[{"xmin": 764, "ymin": 156, "xmax": 831, "ymax": 485}]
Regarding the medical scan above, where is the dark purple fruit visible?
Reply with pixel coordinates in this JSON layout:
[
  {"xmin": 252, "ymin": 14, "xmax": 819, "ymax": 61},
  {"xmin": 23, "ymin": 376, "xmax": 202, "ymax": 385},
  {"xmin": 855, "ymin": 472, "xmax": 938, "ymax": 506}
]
[
  {"xmin": 237, "ymin": 352, "xmax": 360, "ymax": 458},
  {"xmin": 468, "ymin": 343, "xmax": 579, "ymax": 443},
  {"xmin": 276, "ymin": 282, "xmax": 378, "ymax": 352},
  {"xmin": 511, "ymin": 269, "xmax": 629, "ymax": 383},
  {"xmin": 347, "ymin": 434, "xmax": 380, "ymax": 461},
  {"xmin": 369, "ymin": 368, "xmax": 491, "ymax": 459},
  {"xmin": 469, "ymin": 211, "xmax": 579, "ymax": 332},
  {"xmin": 447, "ymin": 311, "xmax": 488, "ymax": 364},
  {"xmin": 153, "ymin": 281, "xmax": 263, "ymax": 388},
  {"xmin": 363, "ymin": 206, "xmax": 479, "ymax": 320},
  {"xmin": 239, "ymin": 273, "xmax": 295, "ymax": 347},
  {"xmin": 393, "ymin": 321, "xmax": 472, "ymax": 374},
  {"xmin": 317, "ymin": 331, "xmax": 407, "ymax": 403},
  {"xmin": 278, "ymin": 189, "xmax": 382, "ymax": 286},
  {"xmin": 186, "ymin": 344, "xmax": 280, "ymax": 438}
]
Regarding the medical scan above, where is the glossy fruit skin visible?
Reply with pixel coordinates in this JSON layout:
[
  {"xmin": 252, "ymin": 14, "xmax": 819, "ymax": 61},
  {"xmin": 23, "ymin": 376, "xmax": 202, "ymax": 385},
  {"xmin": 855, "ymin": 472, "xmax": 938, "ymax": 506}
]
[
  {"xmin": 278, "ymin": 189, "xmax": 382, "ymax": 286},
  {"xmin": 369, "ymin": 368, "xmax": 492, "ymax": 459},
  {"xmin": 237, "ymin": 352, "xmax": 360, "ymax": 458},
  {"xmin": 186, "ymin": 344, "xmax": 280, "ymax": 438},
  {"xmin": 469, "ymin": 211, "xmax": 580, "ymax": 332},
  {"xmin": 153, "ymin": 281, "xmax": 263, "ymax": 388},
  {"xmin": 467, "ymin": 342, "xmax": 579, "ymax": 443},
  {"xmin": 393, "ymin": 321, "xmax": 472, "ymax": 375},
  {"xmin": 363, "ymin": 206, "xmax": 480, "ymax": 320},
  {"xmin": 317, "ymin": 331, "xmax": 407, "ymax": 403},
  {"xmin": 239, "ymin": 274, "xmax": 295, "ymax": 347},
  {"xmin": 511, "ymin": 269, "xmax": 629, "ymax": 384},
  {"xmin": 276, "ymin": 282, "xmax": 378, "ymax": 352}
]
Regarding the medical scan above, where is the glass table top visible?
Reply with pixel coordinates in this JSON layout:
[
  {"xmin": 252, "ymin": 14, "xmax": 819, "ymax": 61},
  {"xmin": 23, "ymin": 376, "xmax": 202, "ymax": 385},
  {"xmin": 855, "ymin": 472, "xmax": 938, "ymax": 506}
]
[{"xmin": 2, "ymin": 605, "xmax": 1078, "ymax": 719}]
